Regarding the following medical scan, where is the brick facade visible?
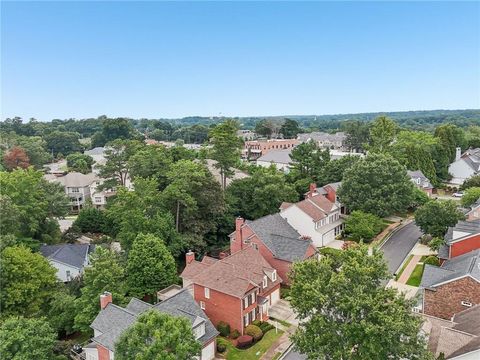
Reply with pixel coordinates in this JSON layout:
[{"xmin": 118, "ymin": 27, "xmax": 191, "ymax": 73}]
[
  {"xmin": 423, "ymin": 277, "xmax": 480, "ymax": 320},
  {"xmin": 450, "ymin": 234, "xmax": 480, "ymax": 258},
  {"xmin": 97, "ymin": 345, "xmax": 110, "ymax": 360}
]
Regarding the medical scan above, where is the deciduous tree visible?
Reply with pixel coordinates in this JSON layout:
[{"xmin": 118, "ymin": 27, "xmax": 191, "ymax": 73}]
[
  {"xmin": 3, "ymin": 146, "xmax": 30, "ymax": 170},
  {"xmin": 44, "ymin": 130, "xmax": 84, "ymax": 156},
  {"xmin": 461, "ymin": 187, "xmax": 480, "ymax": 207},
  {"xmin": 344, "ymin": 210, "xmax": 384, "ymax": 243},
  {"xmin": 115, "ymin": 310, "xmax": 202, "ymax": 360},
  {"xmin": 337, "ymin": 153, "xmax": 414, "ymax": 217},
  {"xmin": 66, "ymin": 153, "xmax": 94, "ymax": 173},
  {"xmin": 280, "ymin": 118, "xmax": 301, "ymax": 138},
  {"xmin": 414, "ymin": 200, "xmax": 465, "ymax": 237},
  {"xmin": 368, "ymin": 116, "xmax": 398, "ymax": 152},
  {"xmin": 289, "ymin": 245, "xmax": 432, "ymax": 360},
  {"xmin": 460, "ymin": 175, "xmax": 480, "ymax": 190},
  {"xmin": 1, "ymin": 246, "xmax": 57, "ymax": 317}
]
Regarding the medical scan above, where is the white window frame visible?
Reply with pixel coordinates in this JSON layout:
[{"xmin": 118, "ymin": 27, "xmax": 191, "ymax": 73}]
[
  {"xmin": 263, "ymin": 276, "xmax": 267, "ymax": 288},
  {"xmin": 204, "ymin": 287, "xmax": 210, "ymax": 299},
  {"xmin": 461, "ymin": 301, "xmax": 472, "ymax": 307},
  {"xmin": 272, "ymin": 270, "xmax": 277, "ymax": 282},
  {"xmin": 200, "ymin": 301, "xmax": 205, "ymax": 310},
  {"xmin": 244, "ymin": 314, "xmax": 249, "ymax": 327}
]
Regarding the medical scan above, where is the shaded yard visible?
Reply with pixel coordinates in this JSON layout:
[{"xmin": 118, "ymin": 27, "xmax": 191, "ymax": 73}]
[{"xmin": 222, "ymin": 329, "xmax": 284, "ymax": 360}]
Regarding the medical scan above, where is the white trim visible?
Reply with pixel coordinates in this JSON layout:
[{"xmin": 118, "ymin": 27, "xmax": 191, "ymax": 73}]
[
  {"xmin": 200, "ymin": 301, "xmax": 205, "ymax": 310},
  {"xmin": 431, "ymin": 274, "xmax": 480, "ymax": 288},
  {"xmin": 204, "ymin": 287, "xmax": 210, "ymax": 299}
]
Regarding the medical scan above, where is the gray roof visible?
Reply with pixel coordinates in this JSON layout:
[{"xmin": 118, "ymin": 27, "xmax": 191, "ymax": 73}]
[
  {"xmin": 420, "ymin": 249, "xmax": 480, "ymax": 288},
  {"xmin": 245, "ymin": 213, "xmax": 313, "ymax": 262},
  {"xmin": 445, "ymin": 220, "xmax": 480, "ymax": 245},
  {"xmin": 257, "ymin": 149, "xmax": 292, "ymax": 164},
  {"xmin": 40, "ymin": 244, "xmax": 93, "ymax": 269},
  {"xmin": 90, "ymin": 289, "xmax": 218, "ymax": 351},
  {"xmin": 45, "ymin": 172, "xmax": 97, "ymax": 188},
  {"xmin": 446, "ymin": 305, "xmax": 480, "ymax": 359},
  {"xmin": 460, "ymin": 148, "xmax": 480, "ymax": 172},
  {"xmin": 438, "ymin": 244, "xmax": 449, "ymax": 259},
  {"xmin": 84, "ymin": 147, "xmax": 105, "ymax": 156},
  {"xmin": 407, "ymin": 170, "xmax": 434, "ymax": 189},
  {"xmin": 297, "ymin": 132, "xmax": 346, "ymax": 143}
]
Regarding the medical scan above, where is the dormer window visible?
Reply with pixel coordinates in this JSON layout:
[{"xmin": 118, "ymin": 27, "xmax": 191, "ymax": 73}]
[
  {"xmin": 263, "ymin": 276, "xmax": 267, "ymax": 288},
  {"xmin": 193, "ymin": 323, "xmax": 205, "ymax": 339},
  {"xmin": 272, "ymin": 270, "xmax": 277, "ymax": 282}
]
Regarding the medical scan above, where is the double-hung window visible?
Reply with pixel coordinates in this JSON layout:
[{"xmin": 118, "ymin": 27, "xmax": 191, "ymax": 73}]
[
  {"xmin": 263, "ymin": 276, "xmax": 268, "ymax": 288},
  {"xmin": 204, "ymin": 287, "xmax": 210, "ymax": 299}
]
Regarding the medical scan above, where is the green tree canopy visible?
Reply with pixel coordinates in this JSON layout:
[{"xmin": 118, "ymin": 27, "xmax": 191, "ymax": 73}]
[
  {"xmin": 344, "ymin": 210, "xmax": 384, "ymax": 243},
  {"xmin": 128, "ymin": 145, "xmax": 173, "ymax": 190},
  {"xmin": 434, "ymin": 124, "xmax": 466, "ymax": 162},
  {"xmin": 74, "ymin": 247, "xmax": 126, "ymax": 333},
  {"xmin": 227, "ymin": 166, "xmax": 298, "ymax": 220},
  {"xmin": 461, "ymin": 175, "xmax": 480, "ymax": 190},
  {"xmin": 126, "ymin": 233, "xmax": 178, "ymax": 300},
  {"xmin": 461, "ymin": 187, "xmax": 480, "ymax": 207},
  {"xmin": 321, "ymin": 155, "xmax": 362, "ymax": 184},
  {"xmin": 44, "ymin": 130, "xmax": 84, "ymax": 156},
  {"xmin": 289, "ymin": 245, "xmax": 432, "ymax": 360},
  {"xmin": 368, "ymin": 116, "xmax": 398, "ymax": 152},
  {"xmin": 47, "ymin": 289, "xmax": 76, "ymax": 336},
  {"xmin": 342, "ymin": 120, "xmax": 370, "ymax": 153},
  {"xmin": 1, "ymin": 246, "xmax": 57, "ymax": 317},
  {"xmin": 289, "ymin": 141, "xmax": 330, "ymax": 184},
  {"xmin": 414, "ymin": 200, "xmax": 465, "ymax": 237},
  {"xmin": 114, "ymin": 310, "xmax": 202, "ymax": 360},
  {"xmin": 66, "ymin": 153, "xmax": 94, "ymax": 173},
  {"xmin": 280, "ymin": 118, "xmax": 301, "ymax": 138},
  {"xmin": 337, "ymin": 153, "xmax": 415, "ymax": 217},
  {"xmin": 0, "ymin": 316, "xmax": 57, "ymax": 360},
  {"xmin": 209, "ymin": 120, "xmax": 242, "ymax": 189}
]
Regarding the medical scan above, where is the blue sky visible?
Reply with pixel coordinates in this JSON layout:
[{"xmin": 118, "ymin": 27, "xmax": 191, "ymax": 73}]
[{"xmin": 1, "ymin": 1, "xmax": 479, "ymax": 120}]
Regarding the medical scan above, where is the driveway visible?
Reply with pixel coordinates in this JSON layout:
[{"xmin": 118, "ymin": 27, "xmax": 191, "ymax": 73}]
[
  {"xmin": 280, "ymin": 347, "xmax": 306, "ymax": 360},
  {"xmin": 380, "ymin": 221, "xmax": 423, "ymax": 275},
  {"xmin": 269, "ymin": 299, "xmax": 299, "ymax": 326}
]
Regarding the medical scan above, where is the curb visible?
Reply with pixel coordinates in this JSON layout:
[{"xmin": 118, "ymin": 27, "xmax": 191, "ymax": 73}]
[{"xmin": 378, "ymin": 219, "xmax": 413, "ymax": 250}]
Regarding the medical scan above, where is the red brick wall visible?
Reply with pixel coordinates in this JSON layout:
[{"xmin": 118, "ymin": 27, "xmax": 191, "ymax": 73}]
[
  {"xmin": 423, "ymin": 277, "xmax": 480, "ymax": 319},
  {"xmin": 193, "ymin": 284, "xmax": 244, "ymax": 335},
  {"xmin": 451, "ymin": 235, "xmax": 480, "ymax": 258},
  {"xmin": 97, "ymin": 345, "xmax": 110, "ymax": 360},
  {"xmin": 324, "ymin": 186, "xmax": 336, "ymax": 203}
]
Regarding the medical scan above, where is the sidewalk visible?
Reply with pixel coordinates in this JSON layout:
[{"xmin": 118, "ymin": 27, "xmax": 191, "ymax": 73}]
[
  {"xmin": 398, "ymin": 254, "xmax": 422, "ymax": 284},
  {"xmin": 261, "ymin": 324, "xmax": 296, "ymax": 360}
]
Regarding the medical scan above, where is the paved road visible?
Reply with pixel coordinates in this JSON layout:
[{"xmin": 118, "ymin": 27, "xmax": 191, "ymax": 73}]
[
  {"xmin": 380, "ymin": 221, "xmax": 423, "ymax": 275},
  {"xmin": 281, "ymin": 348, "xmax": 306, "ymax": 360}
]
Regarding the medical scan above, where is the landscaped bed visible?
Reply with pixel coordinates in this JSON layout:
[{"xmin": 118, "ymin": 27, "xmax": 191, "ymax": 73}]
[
  {"xmin": 221, "ymin": 329, "xmax": 284, "ymax": 360},
  {"xmin": 406, "ymin": 263, "xmax": 425, "ymax": 287}
]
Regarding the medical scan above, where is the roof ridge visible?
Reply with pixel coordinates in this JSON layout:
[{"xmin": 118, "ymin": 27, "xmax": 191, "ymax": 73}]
[{"xmin": 307, "ymin": 197, "xmax": 328, "ymax": 214}]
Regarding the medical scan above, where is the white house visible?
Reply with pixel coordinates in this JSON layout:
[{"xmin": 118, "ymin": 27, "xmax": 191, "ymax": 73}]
[
  {"xmin": 448, "ymin": 147, "xmax": 480, "ymax": 186},
  {"xmin": 280, "ymin": 184, "xmax": 344, "ymax": 247},
  {"xmin": 44, "ymin": 172, "xmax": 97, "ymax": 211},
  {"xmin": 40, "ymin": 243, "xmax": 94, "ymax": 282}
]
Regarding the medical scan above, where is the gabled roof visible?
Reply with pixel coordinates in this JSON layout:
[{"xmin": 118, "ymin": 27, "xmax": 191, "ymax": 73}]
[
  {"xmin": 245, "ymin": 213, "xmax": 312, "ymax": 262},
  {"xmin": 45, "ymin": 172, "xmax": 97, "ymax": 188},
  {"xmin": 420, "ymin": 249, "xmax": 480, "ymax": 288},
  {"xmin": 287, "ymin": 194, "xmax": 337, "ymax": 222},
  {"xmin": 257, "ymin": 149, "xmax": 292, "ymax": 164},
  {"xmin": 323, "ymin": 181, "xmax": 342, "ymax": 191},
  {"xmin": 181, "ymin": 246, "xmax": 282, "ymax": 298},
  {"xmin": 407, "ymin": 170, "xmax": 434, "ymax": 189},
  {"xmin": 84, "ymin": 147, "xmax": 105, "ymax": 156},
  {"xmin": 445, "ymin": 220, "xmax": 480, "ymax": 244},
  {"xmin": 90, "ymin": 289, "xmax": 218, "ymax": 351},
  {"xmin": 40, "ymin": 244, "xmax": 93, "ymax": 269}
]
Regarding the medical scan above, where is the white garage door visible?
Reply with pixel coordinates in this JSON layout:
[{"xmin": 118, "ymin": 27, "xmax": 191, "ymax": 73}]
[
  {"xmin": 201, "ymin": 341, "xmax": 215, "ymax": 360},
  {"xmin": 270, "ymin": 289, "xmax": 280, "ymax": 305}
]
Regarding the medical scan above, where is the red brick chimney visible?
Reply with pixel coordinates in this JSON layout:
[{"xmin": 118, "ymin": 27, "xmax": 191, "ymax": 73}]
[
  {"xmin": 186, "ymin": 250, "xmax": 195, "ymax": 264},
  {"xmin": 231, "ymin": 217, "xmax": 245, "ymax": 254},
  {"xmin": 100, "ymin": 291, "xmax": 112, "ymax": 310},
  {"xmin": 305, "ymin": 183, "xmax": 317, "ymax": 198}
]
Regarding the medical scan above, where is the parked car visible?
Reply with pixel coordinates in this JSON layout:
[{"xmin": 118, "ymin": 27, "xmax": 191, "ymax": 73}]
[{"xmin": 452, "ymin": 192, "xmax": 464, "ymax": 198}]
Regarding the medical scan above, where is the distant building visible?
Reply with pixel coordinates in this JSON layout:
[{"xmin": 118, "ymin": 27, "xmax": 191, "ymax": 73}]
[
  {"xmin": 466, "ymin": 200, "xmax": 480, "ymax": 221},
  {"xmin": 297, "ymin": 132, "xmax": 346, "ymax": 150},
  {"xmin": 243, "ymin": 139, "xmax": 299, "ymax": 160},
  {"xmin": 40, "ymin": 243, "xmax": 94, "ymax": 282},
  {"xmin": 237, "ymin": 129, "xmax": 256, "ymax": 141},
  {"xmin": 407, "ymin": 170, "xmax": 434, "ymax": 196},
  {"xmin": 256, "ymin": 149, "xmax": 292, "ymax": 172},
  {"xmin": 448, "ymin": 148, "xmax": 480, "ymax": 186}
]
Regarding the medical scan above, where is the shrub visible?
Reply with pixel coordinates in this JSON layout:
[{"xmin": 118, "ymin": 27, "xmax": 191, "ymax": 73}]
[
  {"xmin": 217, "ymin": 321, "xmax": 230, "ymax": 337},
  {"xmin": 344, "ymin": 210, "xmax": 384, "ymax": 243},
  {"xmin": 259, "ymin": 322, "xmax": 274, "ymax": 333},
  {"xmin": 236, "ymin": 335, "xmax": 253, "ymax": 349},
  {"xmin": 424, "ymin": 256, "xmax": 440, "ymax": 266},
  {"xmin": 230, "ymin": 329, "xmax": 240, "ymax": 339},
  {"xmin": 216, "ymin": 338, "xmax": 229, "ymax": 353},
  {"xmin": 245, "ymin": 324, "xmax": 263, "ymax": 342},
  {"xmin": 252, "ymin": 320, "xmax": 262, "ymax": 327},
  {"xmin": 280, "ymin": 287, "xmax": 291, "ymax": 299}
]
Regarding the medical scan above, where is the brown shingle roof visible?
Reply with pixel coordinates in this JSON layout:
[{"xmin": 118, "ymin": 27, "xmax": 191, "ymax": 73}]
[
  {"xmin": 181, "ymin": 246, "xmax": 282, "ymax": 298},
  {"xmin": 293, "ymin": 195, "xmax": 336, "ymax": 222}
]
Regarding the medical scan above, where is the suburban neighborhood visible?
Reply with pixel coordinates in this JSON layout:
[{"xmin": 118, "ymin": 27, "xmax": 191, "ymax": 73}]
[{"xmin": 1, "ymin": 1, "xmax": 480, "ymax": 360}]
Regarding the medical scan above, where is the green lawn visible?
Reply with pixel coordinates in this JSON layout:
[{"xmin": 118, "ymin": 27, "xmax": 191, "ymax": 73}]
[
  {"xmin": 395, "ymin": 255, "xmax": 413, "ymax": 280},
  {"xmin": 269, "ymin": 317, "xmax": 291, "ymax": 328},
  {"xmin": 406, "ymin": 264, "xmax": 425, "ymax": 287},
  {"xmin": 223, "ymin": 329, "xmax": 284, "ymax": 360}
]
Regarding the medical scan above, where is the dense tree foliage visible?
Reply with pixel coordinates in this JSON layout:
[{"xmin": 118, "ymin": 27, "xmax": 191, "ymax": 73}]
[
  {"xmin": 1, "ymin": 246, "xmax": 57, "ymax": 317},
  {"xmin": 460, "ymin": 175, "xmax": 480, "ymax": 190},
  {"xmin": 73, "ymin": 207, "xmax": 109, "ymax": 233},
  {"xmin": 129, "ymin": 145, "xmax": 173, "ymax": 190},
  {"xmin": 115, "ymin": 310, "xmax": 202, "ymax": 360},
  {"xmin": 289, "ymin": 141, "xmax": 330, "ymax": 186},
  {"xmin": 227, "ymin": 166, "xmax": 298, "ymax": 220},
  {"xmin": 280, "ymin": 118, "xmax": 301, "ymax": 138},
  {"xmin": 2, "ymin": 146, "xmax": 30, "ymax": 170},
  {"xmin": 461, "ymin": 187, "xmax": 480, "ymax": 207},
  {"xmin": 344, "ymin": 210, "xmax": 385, "ymax": 242},
  {"xmin": 368, "ymin": 116, "xmax": 398, "ymax": 152},
  {"xmin": 342, "ymin": 120, "xmax": 370, "ymax": 152},
  {"xmin": 0, "ymin": 316, "xmax": 58, "ymax": 360},
  {"xmin": 337, "ymin": 154, "xmax": 415, "ymax": 217},
  {"xmin": 289, "ymin": 245, "xmax": 432, "ymax": 360},
  {"xmin": 74, "ymin": 247, "xmax": 126, "ymax": 333},
  {"xmin": 47, "ymin": 289, "xmax": 77, "ymax": 335},
  {"xmin": 126, "ymin": 234, "xmax": 178, "ymax": 300},
  {"xmin": 66, "ymin": 153, "xmax": 94, "ymax": 173},
  {"xmin": 91, "ymin": 117, "xmax": 140, "ymax": 147},
  {"xmin": 0, "ymin": 168, "xmax": 69, "ymax": 240},
  {"xmin": 45, "ymin": 130, "xmax": 84, "ymax": 157},
  {"xmin": 434, "ymin": 124, "xmax": 467, "ymax": 163},
  {"xmin": 414, "ymin": 200, "xmax": 465, "ymax": 237}
]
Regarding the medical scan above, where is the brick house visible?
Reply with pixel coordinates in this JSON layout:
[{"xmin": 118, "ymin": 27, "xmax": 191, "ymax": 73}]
[
  {"xmin": 243, "ymin": 139, "xmax": 299, "ymax": 160},
  {"xmin": 438, "ymin": 220, "xmax": 480, "ymax": 261},
  {"xmin": 85, "ymin": 289, "xmax": 218, "ymax": 360},
  {"xmin": 230, "ymin": 214, "xmax": 317, "ymax": 285},
  {"xmin": 181, "ymin": 246, "xmax": 282, "ymax": 335},
  {"xmin": 420, "ymin": 249, "xmax": 480, "ymax": 320},
  {"xmin": 280, "ymin": 183, "xmax": 344, "ymax": 247}
]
